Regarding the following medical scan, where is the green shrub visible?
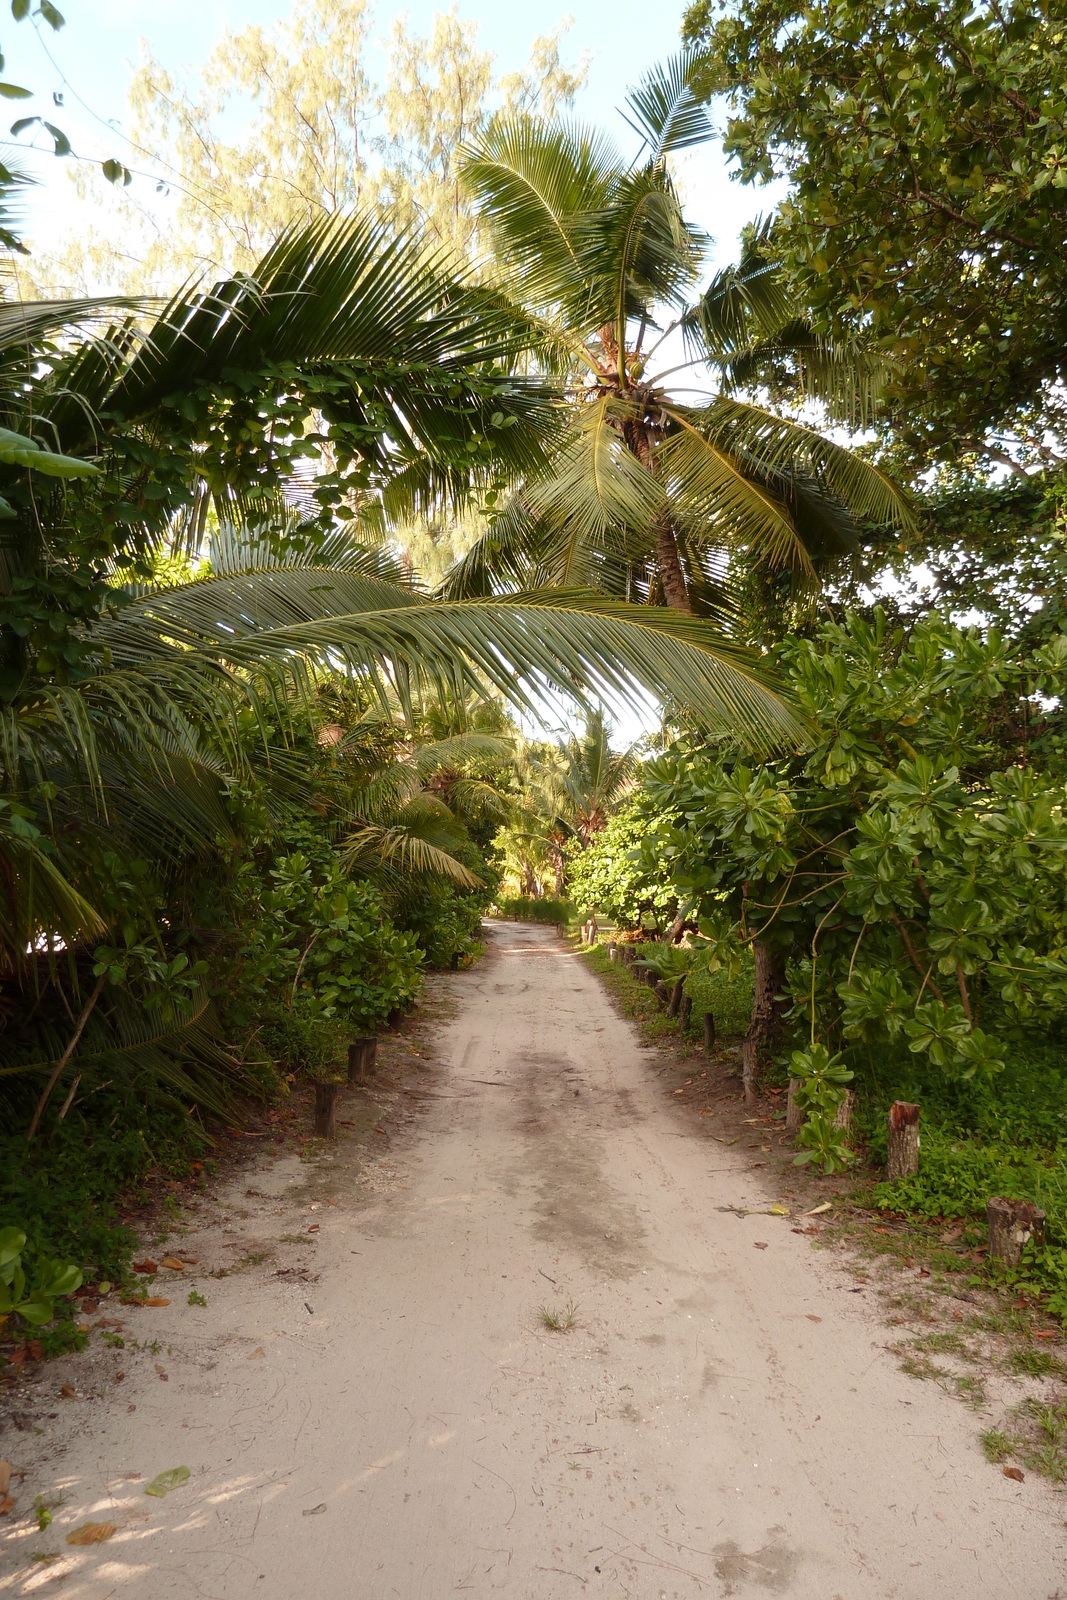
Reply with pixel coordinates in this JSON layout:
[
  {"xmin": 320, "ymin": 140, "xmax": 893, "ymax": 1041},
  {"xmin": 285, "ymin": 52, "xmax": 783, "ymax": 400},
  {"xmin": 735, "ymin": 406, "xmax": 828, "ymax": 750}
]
[
  {"xmin": 684, "ymin": 961, "xmax": 754, "ymax": 1037},
  {"xmin": 492, "ymin": 897, "xmax": 574, "ymax": 925},
  {"xmin": 565, "ymin": 805, "xmax": 678, "ymax": 929}
]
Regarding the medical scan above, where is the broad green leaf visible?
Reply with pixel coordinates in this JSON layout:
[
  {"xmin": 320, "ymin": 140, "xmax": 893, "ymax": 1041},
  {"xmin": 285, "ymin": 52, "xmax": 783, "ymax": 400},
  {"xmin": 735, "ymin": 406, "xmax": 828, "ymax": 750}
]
[
  {"xmin": 145, "ymin": 1466, "xmax": 190, "ymax": 1498},
  {"xmin": 0, "ymin": 1228, "xmax": 25, "ymax": 1269}
]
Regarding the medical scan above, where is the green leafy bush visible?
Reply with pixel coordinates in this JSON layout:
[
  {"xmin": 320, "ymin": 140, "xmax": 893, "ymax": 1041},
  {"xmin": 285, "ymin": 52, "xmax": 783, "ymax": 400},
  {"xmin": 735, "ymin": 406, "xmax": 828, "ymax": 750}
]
[
  {"xmin": 565, "ymin": 805, "xmax": 678, "ymax": 929},
  {"xmin": 0, "ymin": 1227, "xmax": 82, "ymax": 1328}
]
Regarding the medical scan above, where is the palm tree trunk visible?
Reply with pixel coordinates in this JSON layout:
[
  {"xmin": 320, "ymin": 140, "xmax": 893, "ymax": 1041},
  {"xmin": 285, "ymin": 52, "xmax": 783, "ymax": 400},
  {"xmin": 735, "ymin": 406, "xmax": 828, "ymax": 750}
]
[
  {"xmin": 630, "ymin": 422, "xmax": 691, "ymax": 613},
  {"xmin": 652, "ymin": 511, "xmax": 692, "ymax": 613}
]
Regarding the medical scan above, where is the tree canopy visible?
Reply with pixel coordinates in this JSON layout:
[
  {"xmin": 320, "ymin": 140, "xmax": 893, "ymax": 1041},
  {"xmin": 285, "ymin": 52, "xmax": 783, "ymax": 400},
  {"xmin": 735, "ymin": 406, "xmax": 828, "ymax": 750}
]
[{"xmin": 683, "ymin": 0, "xmax": 1067, "ymax": 472}]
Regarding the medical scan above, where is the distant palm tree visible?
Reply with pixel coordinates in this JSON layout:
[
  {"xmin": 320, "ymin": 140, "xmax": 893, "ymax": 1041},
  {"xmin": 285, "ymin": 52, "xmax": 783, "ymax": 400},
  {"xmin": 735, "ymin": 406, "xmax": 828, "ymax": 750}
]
[
  {"xmin": 557, "ymin": 710, "xmax": 636, "ymax": 845},
  {"xmin": 445, "ymin": 53, "xmax": 908, "ymax": 612}
]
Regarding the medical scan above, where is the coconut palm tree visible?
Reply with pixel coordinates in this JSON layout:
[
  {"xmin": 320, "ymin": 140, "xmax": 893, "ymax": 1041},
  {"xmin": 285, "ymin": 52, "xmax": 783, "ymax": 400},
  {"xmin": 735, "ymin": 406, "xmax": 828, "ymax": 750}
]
[{"xmin": 443, "ymin": 53, "xmax": 909, "ymax": 612}]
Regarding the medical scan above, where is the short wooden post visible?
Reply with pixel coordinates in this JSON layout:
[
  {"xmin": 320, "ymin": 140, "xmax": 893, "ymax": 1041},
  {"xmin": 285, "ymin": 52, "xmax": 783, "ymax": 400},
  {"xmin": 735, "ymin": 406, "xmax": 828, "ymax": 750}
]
[
  {"xmin": 703, "ymin": 1011, "xmax": 716, "ymax": 1053},
  {"xmin": 987, "ymin": 1197, "xmax": 1046, "ymax": 1268},
  {"xmin": 348, "ymin": 1036, "xmax": 377, "ymax": 1083},
  {"xmin": 834, "ymin": 1090, "xmax": 855, "ymax": 1133},
  {"xmin": 314, "ymin": 1081, "xmax": 340, "ymax": 1138},
  {"xmin": 886, "ymin": 1101, "xmax": 921, "ymax": 1179},
  {"xmin": 666, "ymin": 977, "xmax": 684, "ymax": 1017},
  {"xmin": 654, "ymin": 979, "xmax": 668, "ymax": 1004},
  {"xmin": 785, "ymin": 1078, "xmax": 803, "ymax": 1134},
  {"xmin": 607, "ymin": 942, "xmax": 617, "ymax": 962},
  {"xmin": 679, "ymin": 993, "xmax": 692, "ymax": 1030},
  {"xmin": 622, "ymin": 946, "xmax": 636, "ymax": 967}
]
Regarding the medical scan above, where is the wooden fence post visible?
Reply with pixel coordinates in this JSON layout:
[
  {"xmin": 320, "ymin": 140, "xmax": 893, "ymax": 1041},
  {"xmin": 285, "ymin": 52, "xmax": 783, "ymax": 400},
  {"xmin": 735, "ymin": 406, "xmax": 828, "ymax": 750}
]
[
  {"xmin": 785, "ymin": 1079, "xmax": 803, "ymax": 1134},
  {"xmin": 607, "ymin": 942, "xmax": 617, "ymax": 962},
  {"xmin": 314, "ymin": 1081, "xmax": 340, "ymax": 1138},
  {"xmin": 886, "ymin": 1101, "xmax": 921, "ymax": 1179},
  {"xmin": 348, "ymin": 1036, "xmax": 377, "ymax": 1083},
  {"xmin": 678, "ymin": 994, "xmax": 692, "ymax": 1030},
  {"xmin": 703, "ymin": 1011, "xmax": 716, "ymax": 1053},
  {"xmin": 987, "ymin": 1197, "xmax": 1046, "ymax": 1268},
  {"xmin": 666, "ymin": 978, "xmax": 684, "ymax": 1017},
  {"xmin": 834, "ymin": 1090, "xmax": 855, "ymax": 1133}
]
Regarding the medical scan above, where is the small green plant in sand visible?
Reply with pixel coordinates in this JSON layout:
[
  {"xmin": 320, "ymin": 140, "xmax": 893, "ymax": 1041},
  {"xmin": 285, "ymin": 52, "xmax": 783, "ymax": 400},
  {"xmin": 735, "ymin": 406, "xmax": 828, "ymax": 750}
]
[{"xmin": 539, "ymin": 1301, "xmax": 579, "ymax": 1332}]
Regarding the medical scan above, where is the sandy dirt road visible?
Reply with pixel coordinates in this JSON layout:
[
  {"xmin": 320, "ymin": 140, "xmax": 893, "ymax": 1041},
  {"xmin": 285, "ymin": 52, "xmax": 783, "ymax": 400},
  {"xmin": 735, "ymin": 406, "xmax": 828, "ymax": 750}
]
[{"xmin": 2, "ymin": 921, "xmax": 1065, "ymax": 1598}]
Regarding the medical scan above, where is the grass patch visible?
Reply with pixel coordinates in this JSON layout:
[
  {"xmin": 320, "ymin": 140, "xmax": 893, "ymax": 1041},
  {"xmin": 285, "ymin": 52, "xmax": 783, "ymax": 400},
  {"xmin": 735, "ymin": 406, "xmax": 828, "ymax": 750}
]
[
  {"xmin": 539, "ymin": 1300, "xmax": 579, "ymax": 1332},
  {"xmin": 984, "ymin": 1399, "xmax": 1067, "ymax": 1483},
  {"xmin": 1009, "ymin": 1347, "xmax": 1067, "ymax": 1379},
  {"xmin": 581, "ymin": 942, "xmax": 754, "ymax": 1057}
]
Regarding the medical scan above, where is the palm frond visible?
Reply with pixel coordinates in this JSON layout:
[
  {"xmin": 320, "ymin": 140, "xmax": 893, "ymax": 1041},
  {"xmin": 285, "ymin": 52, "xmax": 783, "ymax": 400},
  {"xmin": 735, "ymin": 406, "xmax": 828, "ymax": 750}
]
[
  {"xmin": 526, "ymin": 393, "xmax": 665, "ymax": 541},
  {"xmin": 0, "ymin": 813, "xmax": 107, "ymax": 971},
  {"xmin": 696, "ymin": 397, "xmax": 914, "ymax": 532},
  {"xmin": 575, "ymin": 166, "xmax": 707, "ymax": 339},
  {"xmin": 620, "ymin": 50, "xmax": 715, "ymax": 160},
  {"xmin": 96, "ymin": 549, "xmax": 802, "ymax": 750},
  {"xmin": 659, "ymin": 411, "xmax": 817, "ymax": 572},
  {"xmin": 460, "ymin": 118, "xmax": 617, "ymax": 330}
]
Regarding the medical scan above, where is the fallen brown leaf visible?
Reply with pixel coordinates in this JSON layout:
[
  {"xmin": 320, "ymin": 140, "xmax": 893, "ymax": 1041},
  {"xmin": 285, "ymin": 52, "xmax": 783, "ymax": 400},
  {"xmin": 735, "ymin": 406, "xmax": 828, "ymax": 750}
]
[
  {"xmin": 0, "ymin": 1496, "xmax": 13, "ymax": 1516},
  {"xmin": 806, "ymin": 1315, "xmax": 822, "ymax": 1323},
  {"xmin": 143, "ymin": 1298, "xmax": 171, "ymax": 1307},
  {"xmin": 248, "ymin": 1348, "xmax": 265, "ymax": 1360},
  {"xmin": 0, "ymin": 1462, "xmax": 10, "ymax": 1497},
  {"xmin": 1034, "ymin": 1330, "xmax": 1057, "ymax": 1340},
  {"xmin": 159, "ymin": 1257, "xmax": 185, "ymax": 1271},
  {"xmin": 753, "ymin": 1242, "xmax": 769, "ymax": 1250},
  {"xmin": 1003, "ymin": 1466, "xmax": 1025, "ymax": 1483},
  {"xmin": 60, "ymin": 1384, "xmax": 76, "ymax": 1399},
  {"xmin": 66, "ymin": 1522, "xmax": 117, "ymax": 1546},
  {"xmin": 132, "ymin": 1260, "xmax": 157, "ymax": 1275}
]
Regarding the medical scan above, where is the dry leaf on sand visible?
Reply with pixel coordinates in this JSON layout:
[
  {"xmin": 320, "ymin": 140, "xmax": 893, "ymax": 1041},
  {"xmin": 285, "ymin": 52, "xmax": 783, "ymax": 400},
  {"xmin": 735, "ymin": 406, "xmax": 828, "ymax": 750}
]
[{"xmin": 66, "ymin": 1523, "xmax": 117, "ymax": 1546}]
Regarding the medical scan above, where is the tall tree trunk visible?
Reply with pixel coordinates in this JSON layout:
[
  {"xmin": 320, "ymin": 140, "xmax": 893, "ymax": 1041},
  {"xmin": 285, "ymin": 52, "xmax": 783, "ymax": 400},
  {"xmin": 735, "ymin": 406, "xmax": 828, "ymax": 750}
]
[
  {"xmin": 740, "ymin": 941, "xmax": 786, "ymax": 1107},
  {"xmin": 630, "ymin": 423, "xmax": 691, "ymax": 613},
  {"xmin": 652, "ymin": 511, "xmax": 692, "ymax": 613}
]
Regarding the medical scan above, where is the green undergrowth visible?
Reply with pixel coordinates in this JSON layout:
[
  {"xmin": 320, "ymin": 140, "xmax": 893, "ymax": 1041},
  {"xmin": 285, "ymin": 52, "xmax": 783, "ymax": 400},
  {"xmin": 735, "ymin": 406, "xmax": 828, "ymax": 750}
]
[
  {"xmin": 581, "ymin": 942, "xmax": 753, "ymax": 1050},
  {"xmin": 0, "ymin": 1082, "xmax": 211, "ymax": 1287},
  {"xmin": 683, "ymin": 963, "xmax": 754, "ymax": 1038},
  {"xmin": 853, "ymin": 1053, "xmax": 1067, "ymax": 1319},
  {"xmin": 491, "ymin": 896, "xmax": 575, "ymax": 925}
]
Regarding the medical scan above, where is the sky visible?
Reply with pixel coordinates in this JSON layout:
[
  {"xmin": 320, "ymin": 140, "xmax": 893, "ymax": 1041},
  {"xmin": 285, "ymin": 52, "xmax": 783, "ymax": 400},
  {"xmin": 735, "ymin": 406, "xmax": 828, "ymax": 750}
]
[{"xmin": 2, "ymin": 0, "xmax": 785, "ymax": 270}]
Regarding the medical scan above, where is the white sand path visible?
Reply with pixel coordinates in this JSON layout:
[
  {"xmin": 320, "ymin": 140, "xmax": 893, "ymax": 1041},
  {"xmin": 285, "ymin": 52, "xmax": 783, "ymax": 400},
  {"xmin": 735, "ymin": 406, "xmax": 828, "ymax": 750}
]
[{"xmin": 2, "ymin": 920, "xmax": 1063, "ymax": 1598}]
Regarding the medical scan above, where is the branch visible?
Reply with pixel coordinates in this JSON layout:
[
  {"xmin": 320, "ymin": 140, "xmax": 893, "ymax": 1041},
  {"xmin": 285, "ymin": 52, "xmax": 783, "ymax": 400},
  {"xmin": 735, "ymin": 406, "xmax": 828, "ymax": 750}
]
[
  {"xmin": 892, "ymin": 915, "xmax": 945, "ymax": 1004},
  {"xmin": 27, "ymin": 971, "xmax": 107, "ymax": 1142}
]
